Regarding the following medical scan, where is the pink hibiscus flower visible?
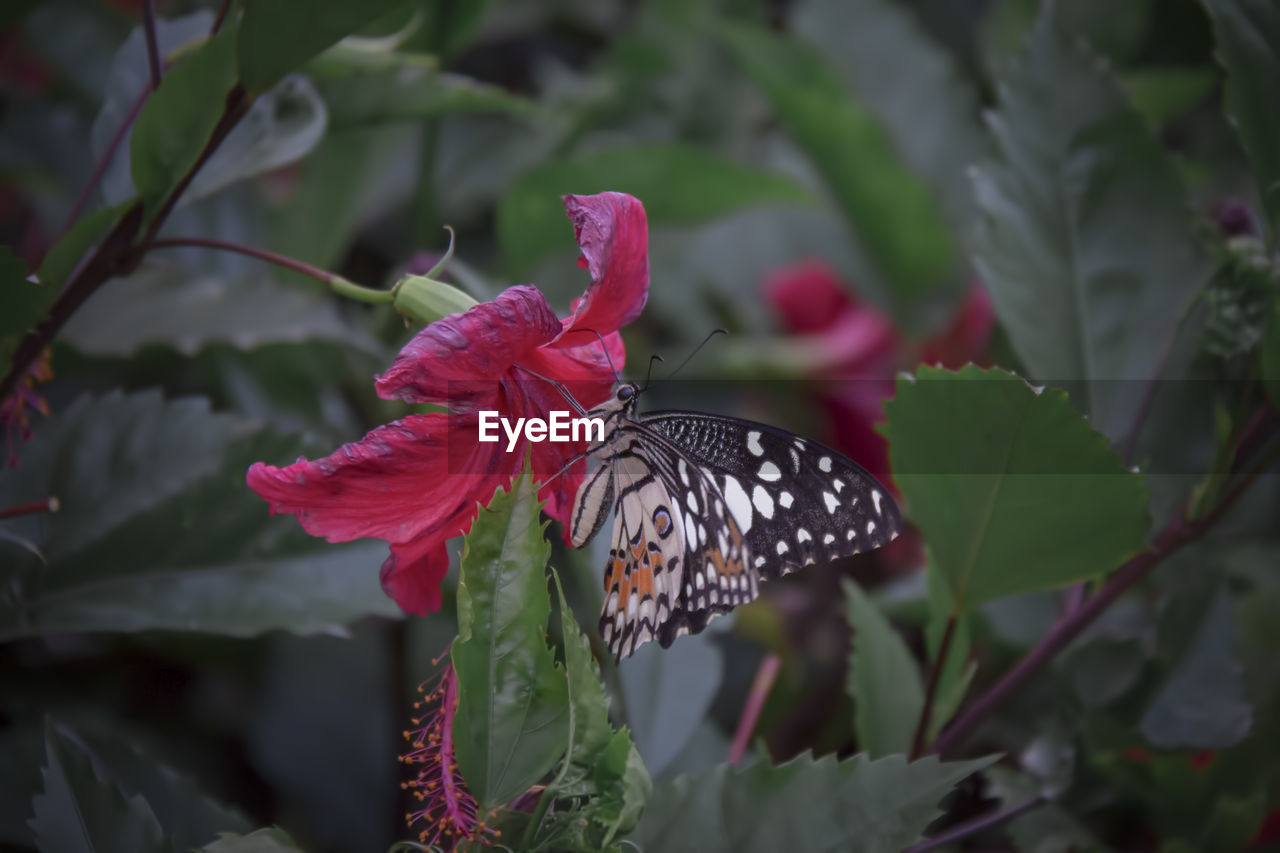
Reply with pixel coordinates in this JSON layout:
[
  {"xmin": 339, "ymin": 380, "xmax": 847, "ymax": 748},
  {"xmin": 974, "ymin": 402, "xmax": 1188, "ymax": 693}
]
[
  {"xmin": 763, "ymin": 260, "xmax": 993, "ymax": 483},
  {"xmin": 247, "ymin": 192, "xmax": 649, "ymax": 615}
]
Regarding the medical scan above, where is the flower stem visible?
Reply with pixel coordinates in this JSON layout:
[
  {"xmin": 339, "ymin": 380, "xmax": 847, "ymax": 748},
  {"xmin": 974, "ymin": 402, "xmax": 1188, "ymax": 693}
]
[
  {"xmin": 909, "ymin": 613, "xmax": 957, "ymax": 759},
  {"xmin": 143, "ymin": 237, "xmax": 394, "ymax": 303},
  {"xmin": 729, "ymin": 653, "xmax": 781, "ymax": 765},
  {"xmin": 903, "ymin": 796, "xmax": 1046, "ymax": 852},
  {"xmin": 930, "ymin": 410, "xmax": 1276, "ymax": 756},
  {"xmin": 142, "ymin": 0, "xmax": 163, "ymax": 90},
  {"xmin": 1, "ymin": 84, "xmax": 251, "ymax": 407},
  {"xmin": 59, "ymin": 83, "xmax": 152, "ymax": 237}
]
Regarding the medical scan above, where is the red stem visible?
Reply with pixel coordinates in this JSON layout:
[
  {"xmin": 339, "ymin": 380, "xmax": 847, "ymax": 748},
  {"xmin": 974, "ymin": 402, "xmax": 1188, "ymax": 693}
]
[
  {"xmin": 729, "ymin": 653, "xmax": 781, "ymax": 765},
  {"xmin": 58, "ymin": 83, "xmax": 152, "ymax": 237},
  {"xmin": 903, "ymin": 796, "xmax": 1046, "ymax": 852},
  {"xmin": 930, "ymin": 437, "xmax": 1273, "ymax": 757},
  {"xmin": 910, "ymin": 613, "xmax": 957, "ymax": 759},
  {"xmin": 142, "ymin": 0, "xmax": 163, "ymax": 90},
  {"xmin": 144, "ymin": 237, "xmax": 338, "ymax": 284}
]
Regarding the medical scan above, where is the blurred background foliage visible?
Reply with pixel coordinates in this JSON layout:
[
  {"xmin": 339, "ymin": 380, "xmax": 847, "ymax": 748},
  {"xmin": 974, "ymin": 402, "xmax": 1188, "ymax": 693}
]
[{"xmin": 1, "ymin": 0, "xmax": 1279, "ymax": 850}]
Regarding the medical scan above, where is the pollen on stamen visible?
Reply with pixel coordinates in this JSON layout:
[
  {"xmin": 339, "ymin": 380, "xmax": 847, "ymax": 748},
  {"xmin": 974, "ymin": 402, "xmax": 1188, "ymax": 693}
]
[{"xmin": 400, "ymin": 657, "xmax": 497, "ymax": 851}]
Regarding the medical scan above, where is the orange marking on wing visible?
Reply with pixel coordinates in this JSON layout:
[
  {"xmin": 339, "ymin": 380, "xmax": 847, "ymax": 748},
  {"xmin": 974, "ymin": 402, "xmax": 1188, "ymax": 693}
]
[
  {"xmin": 634, "ymin": 563, "xmax": 655, "ymax": 600},
  {"xmin": 603, "ymin": 554, "xmax": 625, "ymax": 592}
]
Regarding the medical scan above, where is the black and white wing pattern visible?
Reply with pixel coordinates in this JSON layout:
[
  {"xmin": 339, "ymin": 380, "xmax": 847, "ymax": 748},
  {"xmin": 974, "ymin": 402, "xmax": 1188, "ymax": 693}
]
[
  {"xmin": 568, "ymin": 386, "xmax": 901, "ymax": 660},
  {"xmin": 641, "ymin": 412, "xmax": 902, "ymax": 578}
]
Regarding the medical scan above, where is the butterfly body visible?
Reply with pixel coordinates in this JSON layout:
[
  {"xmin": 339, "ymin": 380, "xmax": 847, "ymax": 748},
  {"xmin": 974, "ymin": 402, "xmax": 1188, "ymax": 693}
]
[{"xmin": 569, "ymin": 383, "xmax": 901, "ymax": 659}]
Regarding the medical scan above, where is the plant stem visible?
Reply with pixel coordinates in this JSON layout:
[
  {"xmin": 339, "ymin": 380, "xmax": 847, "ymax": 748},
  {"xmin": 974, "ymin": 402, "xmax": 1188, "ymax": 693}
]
[
  {"xmin": 210, "ymin": 0, "xmax": 233, "ymax": 35},
  {"xmin": 729, "ymin": 653, "xmax": 781, "ymax": 765},
  {"xmin": 2, "ymin": 84, "xmax": 252, "ymax": 406},
  {"xmin": 902, "ymin": 796, "xmax": 1046, "ymax": 852},
  {"xmin": 517, "ymin": 785, "xmax": 554, "ymax": 852},
  {"xmin": 142, "ymin": 0, "xmax": 163, "ymax": 90},
  {"xmin": 143, "ymin": 237, "xmax": 394, "ymax": 303},
  {"xmin": 910, "ymin": 613, "xmax": 957, "ymax": 759},
  {"xmin": 930, "ymin": 421, "xmax": 1274, "ymax": 756},
  {"xmin": 59, "ymin": 83, "xmax": 152, "ymax": 237}
]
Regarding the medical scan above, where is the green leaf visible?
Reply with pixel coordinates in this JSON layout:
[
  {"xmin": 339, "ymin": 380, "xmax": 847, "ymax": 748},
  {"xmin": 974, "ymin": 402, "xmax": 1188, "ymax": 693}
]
[
  {"xmin": 320, "ymin": 67, "xmax": 534, "ymax": 128},
  {"xmin": 94, "ymin": 14, "xmax": 325, "ymax": 209},
  {"xmin": 130, "ymin": 24, "xmax": 238, "ymax": 211},
  {"xmin": 924, "ymin": 566, "xmax": 973, "ymax": 738},
  {"xmin": 0, "ymin": 390, "xmax": 401, "ymax": 639},
  {"xmin": 971, "ymin": 9, "xmax": 1211, "ymax": 440},
  {"xmin": 843, "ymin": 578, "xmax": 924, "ymax": 758},
  {"xmin": 1140, "ymin": 591, "xmax": 1253, "ymax": 749},
  {"xmin": 883, "ymin": 365, "xmax": 1150, "ymax": 609},
  {"xmin": 29, "ymin": 721, "xmax": 166, "ymax": 853},
  {"xmin": 60, "ymin": 264, "xmax": 383, "ymax": 358},
  {"xmin": 626, "ymin": 752, "xmax": 998, "ymax": 853},
  {"xmin": 618, "ymin": 627, "xmax": 722, "ymax": 778},
  {"xmin": 1204, "ymin": 0, "xmax": 1280, "ymax": 236},
  {"xmin": 199, "ymin": 827, "xmax": 305, "ymax": 852},
  {"xmin": 498, "ymin": 143, "xmax": 813, "ymax": 278},
  {"xmin": 1122, "ymin": 67, "xmax": 1217, "ymax": 128},
  {"xmin": 1063, "ymin": 634, "xmax": 1146, "ymax": 710},
  {"xmin": 549, "ymin": 569, "xmax": 622, "ymax": 789},
  {"xmin": 718, "ymin": 21, "xmax": 955, "ymax": 305},
  {"xmin": 541, "ymin": 571, "xmax": 651, "ymax": 846},
  {"xmin": 451, "ymin": 473, "xmax": 568, "ymax": 809},
  {"xmin": 35, "ymin": 204, "xmax": 130, "ymax": 291},
  {"xmin": 237, "ymin": 0, "xmax": 410, "ymax": 92},
  {"xmin": 985, "ymin": 765, "xmax": 1109, "ymax": 853},
  {"xmin": 0, "ymin": 248, "xmax": 43, "ymax": 360},
  {"xmin": 791, "ymin": 0, "xmax": 987, "ymax": 229}
]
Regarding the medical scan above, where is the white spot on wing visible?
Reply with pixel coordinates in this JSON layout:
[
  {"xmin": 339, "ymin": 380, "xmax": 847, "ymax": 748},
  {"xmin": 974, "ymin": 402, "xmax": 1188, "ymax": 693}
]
[
  {"xmin": 758, "ymin": 461, "xmax": 782, "ymax": 482},
  {"xmin": 796, "ymin": 528, "xmax": 812, "ymax": 543},
  {"xmin": 687, "ymin": 491, "xmax": 699, "ymax": 513},
  {"xmin": 776, "ymin": 541, "xmax": 789, "ymax": 555},
  {"xmin": 723, "ymin": 476, "xmax": 754, "ymax": 533},
  {"xmin": 823, "ymin": 533, "xmax": 836, "ymax": 545},
  {"xmin": 818, "ymin": 456, "xmax": 832, "ymax": 472},
  {"xmin": 871, "ymin": 489, "xmax": 883, "ymax": 516},
  {"xmin": 779, "ymin": 491, "xmax": 794, "ymax": 509},
  {"xmin": 866, "ymin": 520, "xmax": 877, "ymax": 535},
  {"xmin": 695, "ymin": 572, "xmax": 704, "ymax": 589},
  {"xmin": 754, "ymin": 555, "xmax": 766, "ymax": 567},
  {"xmin": 678, "ymin": 459, "xmax": 690, "ymax": 486},
  {"xmin": 752, "ymin": 484, "xmax": 775, "ymax": 519},
  {"xmin": 833, "ymin": 478, "xmax": 845, "ymax": 493},
  {"xmin": 747, "ymin": 431, "xmax": 764, "ymax": 456},
  {"xmin": 823, "ymin": 491, "xmax": 839, "ymax": 513}
]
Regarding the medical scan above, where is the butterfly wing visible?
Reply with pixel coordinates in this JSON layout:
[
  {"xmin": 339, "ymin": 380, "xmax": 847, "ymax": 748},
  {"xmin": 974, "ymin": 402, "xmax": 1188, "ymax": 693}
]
[
  {"xmin": 639, "ymin": 411, "xmax": 902, "ymax": 578},
  {"xmin": 586, "ymin": 432, "xmax": 759, "ymax": 659}
]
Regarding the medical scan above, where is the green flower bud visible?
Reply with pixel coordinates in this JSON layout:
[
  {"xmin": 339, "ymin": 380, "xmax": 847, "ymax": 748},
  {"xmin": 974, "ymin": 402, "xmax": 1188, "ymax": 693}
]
[{"xmin": 392, "ymin": 274, "xmax": 478, "ymax": 325}]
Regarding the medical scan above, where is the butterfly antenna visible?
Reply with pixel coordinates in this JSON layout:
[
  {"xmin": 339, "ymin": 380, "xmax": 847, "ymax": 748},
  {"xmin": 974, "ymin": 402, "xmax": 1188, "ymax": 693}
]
[
  {"xmin": 664, "ymin": 328, "xmax": 727, "ymax": 381},
  {"xmin": 513, "ymin": 364, "xmax": 589, "ymax": 416},
  {"xmin": 562, "ymin": 327, "xmax": 623, "ymax": 386},
  {"xmin": 640, "ymin": 354, "xmax": 664, "ymax": 393}
]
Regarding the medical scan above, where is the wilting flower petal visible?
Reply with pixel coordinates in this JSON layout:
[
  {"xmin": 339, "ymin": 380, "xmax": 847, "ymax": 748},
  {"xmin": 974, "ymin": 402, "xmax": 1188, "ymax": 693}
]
[
  {"xmin": 559, "ymin": 192, "xmax": 650, "ymax": 340},
  {"xmin": 248, "ymin": 192, "xmax": 651, "ymax": 614},
  {"xmin": 376, "ymin": 285, "xmax": 563, "ymax": 410}
]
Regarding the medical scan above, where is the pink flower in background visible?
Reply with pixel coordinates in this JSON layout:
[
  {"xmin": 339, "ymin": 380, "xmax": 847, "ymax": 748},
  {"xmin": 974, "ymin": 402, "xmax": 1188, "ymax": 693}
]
[
  {"xmin": 247, "ymin": 192, "xmax": 649, "ymax": 614},
  {"xmin": 763, "ymin": 260, "xmax": 993, "ymax": 484}
]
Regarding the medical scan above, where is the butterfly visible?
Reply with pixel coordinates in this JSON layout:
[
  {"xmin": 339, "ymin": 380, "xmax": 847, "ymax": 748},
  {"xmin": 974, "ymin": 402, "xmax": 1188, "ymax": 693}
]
[{"xmin": 566, "ymin": 381, "xmax": 902, "ymax": 660}]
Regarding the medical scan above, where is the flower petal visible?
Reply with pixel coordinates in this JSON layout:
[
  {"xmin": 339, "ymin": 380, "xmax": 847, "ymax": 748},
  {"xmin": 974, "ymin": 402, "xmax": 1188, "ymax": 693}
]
[
  {"xmin": 376, "ymin": 285, "xmax": 562, "ymax": 409},
  {"xmin": 763, "ymin": 260, "xmax": 858, "ymax": 334},
  {"xmin": 246, "ymin": 413, "xmax": 513, "ymax": 612},
  {"xmin": 919, "ymin": 284, "xmax": 994, "ymax": 369},
  {"xmin": 381, "ymin": 536, "xmax": 449, "ymax": 615},
  {"xmin": 557, "ymin": 192, "xmax": 650, "ymax": 342}
]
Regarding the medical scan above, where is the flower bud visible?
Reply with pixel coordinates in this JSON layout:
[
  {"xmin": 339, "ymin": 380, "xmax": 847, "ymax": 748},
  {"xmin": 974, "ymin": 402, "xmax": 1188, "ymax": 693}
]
[{"xmin": 392, "ymin": 274, "xmax": 478, "ymax": 325}]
